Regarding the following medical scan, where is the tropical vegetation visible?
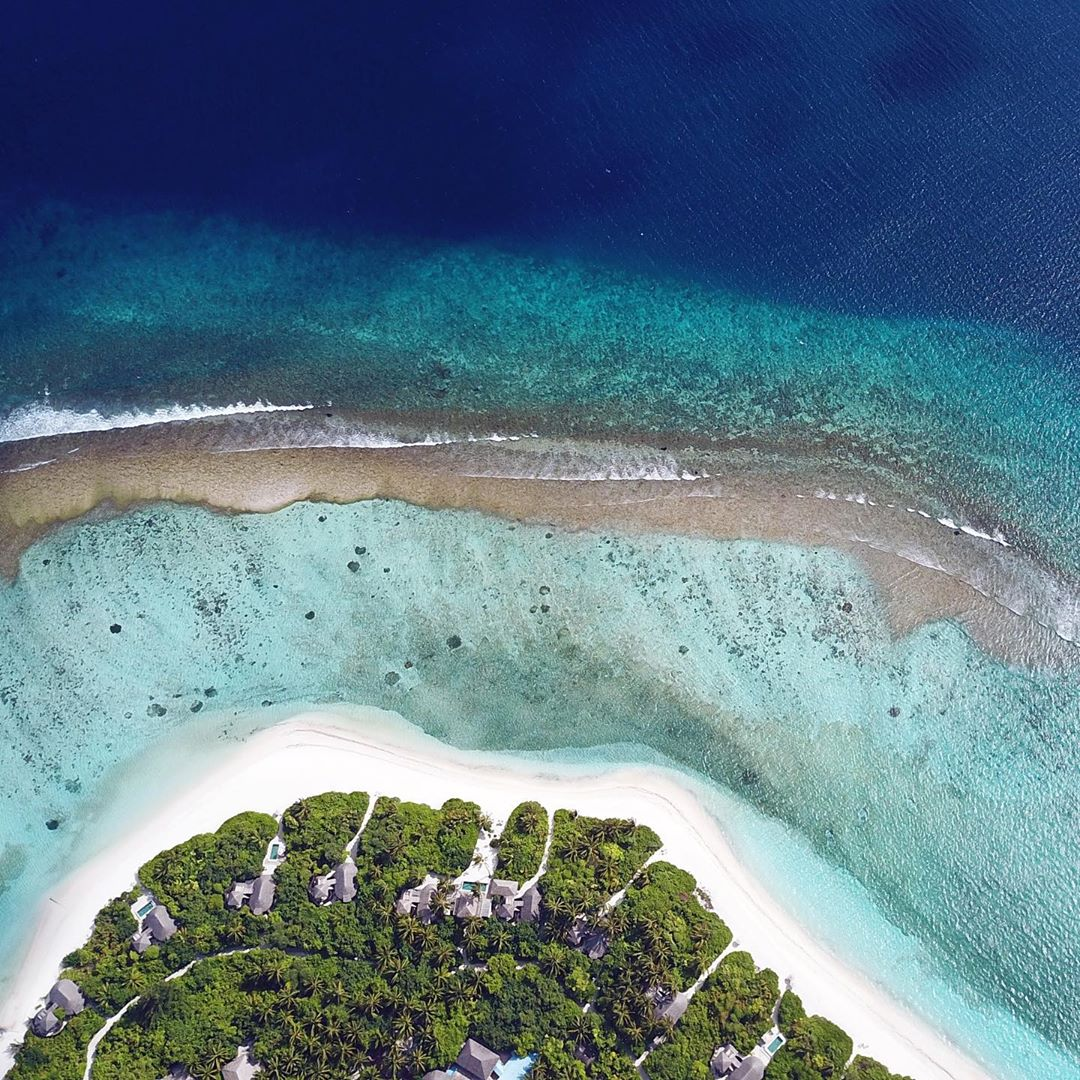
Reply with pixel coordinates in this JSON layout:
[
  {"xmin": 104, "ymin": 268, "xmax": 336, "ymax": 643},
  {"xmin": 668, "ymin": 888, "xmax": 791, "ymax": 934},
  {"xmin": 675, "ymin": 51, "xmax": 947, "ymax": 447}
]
[{"xmin": 9, "ymin": 793, "xmax": 915, "ymax": 1080}]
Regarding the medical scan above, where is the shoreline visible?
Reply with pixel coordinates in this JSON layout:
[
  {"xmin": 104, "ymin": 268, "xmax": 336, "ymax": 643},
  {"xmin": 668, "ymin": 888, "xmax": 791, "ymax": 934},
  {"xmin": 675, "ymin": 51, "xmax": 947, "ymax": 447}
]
[
  {"xmin": 1, "ymin": 415, "xmax": 1077, "ymax": 671},
  {"xmin": 0, "ymin": 706, "xmax": 994, "ymax": 1080}
]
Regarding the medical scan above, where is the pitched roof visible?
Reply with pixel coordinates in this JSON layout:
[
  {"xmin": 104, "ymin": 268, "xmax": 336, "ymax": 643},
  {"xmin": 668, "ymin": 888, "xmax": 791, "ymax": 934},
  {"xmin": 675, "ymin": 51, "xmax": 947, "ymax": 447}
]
[
  {"xmin": 656, "ymin": 990, "xmax": 689, "ymax": 1024},
  {"xmin": 49, "ymin": 979, "xmax": 85, "ymax": 1014},
  {"xmin": 249, "ymin": 874, "xmax": 276, "ymax": 915},
  {"xmin": 487, "ymin": 878, "xmax": 517, "ymax": 898},
  {"xmin": 455, "ymin": 1037, "xmax": 500, "ymax": 1080},
  {"xmin": 729, "ymin": 1057, "xmax": 765, "ymax": 1080},
  {"xmin": 145, "ymin": 905, "xmax": 177, "ymax": 941},
  {"xmin": 334, "ymin": 857, "xmax": 357, "ymax": 902},
  {"xmin": 519, "ymin": 886, "xmax": 541, "ymax": 923},
  {"xmin": 131, "ymin": 928, "xmax": 154, "ymax": 953},
  {"xmin": 309, "ymin": 874, "xmax": 333, "ymax": 903},
  {"xmin": 31, "ymin": 1006, "xmax": 60, "ymax": 1037},
  {"xmin": 225, "ymin": 881, "xmax": 252, "ymax": 909},
  {"xmin": 422, "ymin": 1072, "xmax": 453, "ymax": 1080},
  {"xmin": 221, "ymin": 1048, "xmax": 259, "ymax": 1080},
  {"xmin": 710, "ymin": 1043, "xmax": 741, "ymax": 1074}
]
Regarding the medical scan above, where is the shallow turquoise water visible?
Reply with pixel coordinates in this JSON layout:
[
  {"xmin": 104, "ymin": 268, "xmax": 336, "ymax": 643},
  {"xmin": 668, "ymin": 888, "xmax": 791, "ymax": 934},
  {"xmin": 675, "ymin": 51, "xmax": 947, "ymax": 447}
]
[{"xmin": 0, "ymin": 499, "xmax": 1077, "ymax": 1076}]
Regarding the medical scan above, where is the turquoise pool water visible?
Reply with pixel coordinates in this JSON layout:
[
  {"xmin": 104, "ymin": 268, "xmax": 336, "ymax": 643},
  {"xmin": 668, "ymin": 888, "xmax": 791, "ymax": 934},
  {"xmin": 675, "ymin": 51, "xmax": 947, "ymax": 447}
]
[{"xmin": 497, "ymin": 1054, "xmax": 536, "ymax": 1079}]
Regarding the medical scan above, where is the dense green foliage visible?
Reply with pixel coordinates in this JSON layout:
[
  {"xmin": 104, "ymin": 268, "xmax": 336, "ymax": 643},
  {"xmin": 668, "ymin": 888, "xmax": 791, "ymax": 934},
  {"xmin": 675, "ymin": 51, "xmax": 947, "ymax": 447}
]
[
  {"xmin": 60, "ymin": 892, "xmax": 170, "ymax": 1012},
  {"xmin": 270, "ymin": 791, "xmax": 370, "ymax": 953},
  {"xmin": 842, "ymin": 1057, "xmax": 914, "ymax": 1080},
  {"xmin": 282, "ymin": 791, "xmax": 370, "ymax": 872},
  {"xmin": 543, "ymin": 810, "xmax": 661, "ymax": 915},
  {"xmin": 767, "ymin": 1014, "xmax": 854, "ymax": 1080},
  {"xmin": 140, "ymin": 810, "xmax": 280, "ymax": 954},
  {"xmin": 11, "ymin": 792, "xmax": 912, "ymax": 1080},
  {"xmin": 842, "ymin": 1054, "xmax": 911, "ymax": 1080},
  {"xmin": 778, "ymin": 988, "xmax": 807, "ymax": 1032},
  {"xmin": 496, "ymin": 801, "xmax": 549, "ymax": 881},
  {"xmin": 644, "ymin": 951, "xmax": 780, "ymax": 1080},
  {"xmin": 358, "ymin": 796, "xmax": 482, "ymax": 892},
  {"xmin": 7, "ymin": 1010, "xmax": 105, "ymax": 1080},
  {"xmin": 592, "ymin": 861, "xmax": 731, "ymax": 1053}
]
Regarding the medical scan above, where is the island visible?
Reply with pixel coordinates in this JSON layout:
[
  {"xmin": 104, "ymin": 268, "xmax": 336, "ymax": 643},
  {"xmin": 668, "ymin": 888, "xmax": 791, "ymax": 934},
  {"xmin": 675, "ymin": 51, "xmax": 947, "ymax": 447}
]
[{"xmin": 8, "ymin": 786, "xmax": 912, "ymax": 1080}]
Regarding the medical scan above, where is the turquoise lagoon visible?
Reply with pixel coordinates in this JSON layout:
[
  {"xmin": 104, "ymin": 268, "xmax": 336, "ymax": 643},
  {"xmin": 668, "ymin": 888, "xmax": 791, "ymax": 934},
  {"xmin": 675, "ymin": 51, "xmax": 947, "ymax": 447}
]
[
  {"xmin": 0, "ymin": 499, "xmax": 1077, "ymax": 1077},
  {"xmin": 1, "ymin": 211, "xmax": 1080, "ymax": 1076}
]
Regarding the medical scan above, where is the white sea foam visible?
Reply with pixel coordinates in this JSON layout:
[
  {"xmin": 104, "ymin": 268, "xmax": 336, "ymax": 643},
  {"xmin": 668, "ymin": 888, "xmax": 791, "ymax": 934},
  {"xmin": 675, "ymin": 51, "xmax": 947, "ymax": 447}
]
[
  {"xmin": 0, "ymin": 400, "xmax": 317, "ymax": 444},
  {"xmin": 0, "ymin": 458, "xmax": 58, "ymax": 475},
  {"xmin": 210, "ymin": 431, "xmax": 541, "ymax": 453}
]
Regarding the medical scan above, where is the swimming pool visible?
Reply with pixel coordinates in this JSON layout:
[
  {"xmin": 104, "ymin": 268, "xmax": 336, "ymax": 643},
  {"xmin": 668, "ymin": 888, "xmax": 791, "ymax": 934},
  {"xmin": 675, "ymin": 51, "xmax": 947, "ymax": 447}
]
[{"xmin": 497, "ymin": 1054, "xmax": 535, "ymax": 1079}]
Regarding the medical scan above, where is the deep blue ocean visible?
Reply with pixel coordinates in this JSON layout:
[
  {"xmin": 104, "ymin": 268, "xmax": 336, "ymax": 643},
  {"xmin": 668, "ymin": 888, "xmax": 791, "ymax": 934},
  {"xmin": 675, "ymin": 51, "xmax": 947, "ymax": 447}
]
[
  {"xmin": 2, "ymin": 0, "xmax": 1078, "ymax": 345},
  {"xmin": 2, "ymin": 3, "xmax": 1080, "ymax": 1078}
]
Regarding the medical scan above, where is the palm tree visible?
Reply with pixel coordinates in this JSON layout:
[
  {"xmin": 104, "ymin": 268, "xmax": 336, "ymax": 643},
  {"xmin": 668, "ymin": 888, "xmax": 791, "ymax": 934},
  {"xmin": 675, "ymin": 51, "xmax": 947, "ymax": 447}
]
[
  {"xmin": 261, "ymin": 954, "xmax": 289, "ymax": 990},
  {"xmin": 206, "ymin": 1046, "xmax": 234, "ymax": 1075},
  {"xmin": 490, "ymin": 923, "xmax": 512, "ymax": 953}
]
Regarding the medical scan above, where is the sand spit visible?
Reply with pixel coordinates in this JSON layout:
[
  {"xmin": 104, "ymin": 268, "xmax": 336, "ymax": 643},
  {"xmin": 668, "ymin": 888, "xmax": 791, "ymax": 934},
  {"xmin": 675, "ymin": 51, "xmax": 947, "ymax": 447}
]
[
  {"xmin": 0, "ymin": 414, "xmax": 1075, "ymax": 671},
  {"xmin": 0, "ymin": 707, "xmax": 994, "ymax": 1080}
]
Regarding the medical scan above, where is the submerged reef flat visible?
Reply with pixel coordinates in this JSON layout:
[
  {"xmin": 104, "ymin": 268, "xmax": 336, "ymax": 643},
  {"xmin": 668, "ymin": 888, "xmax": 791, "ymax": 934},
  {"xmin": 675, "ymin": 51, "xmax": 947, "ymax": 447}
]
[
  {"xmin": 0, "ymin": 504, "xmax": 1077, "ymax": 1076},
  {"xmin": 1, "ymin": 711, "xmax": 987, "ymax": 1080},
  {"xmin": 1, "ymin": 413, "xmax": 1077, "ymax": 670}
]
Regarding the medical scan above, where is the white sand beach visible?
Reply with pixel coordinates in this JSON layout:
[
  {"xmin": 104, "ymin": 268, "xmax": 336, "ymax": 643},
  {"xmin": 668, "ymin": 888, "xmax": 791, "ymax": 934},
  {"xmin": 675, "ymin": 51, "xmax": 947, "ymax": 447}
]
[{"xmin": 0, "ymin": 706, "xmax": 993, "ymax": 1080}]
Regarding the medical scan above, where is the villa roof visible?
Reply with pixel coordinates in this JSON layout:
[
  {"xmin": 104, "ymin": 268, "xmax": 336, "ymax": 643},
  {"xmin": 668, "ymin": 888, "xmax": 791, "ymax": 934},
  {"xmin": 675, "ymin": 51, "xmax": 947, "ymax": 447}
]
[
  {"xmin": 422, "ymin": 1072, "xmax": 453, "ymax": 1080},
  {"xmin": 334, "ymin": 857, "xmax": 357, "ymax": 902},
  {"xmin": 249, "ymin": 874, "xmax": 276, "ymax": 915},
  {"xmin": 729, "ymin": 1057, "xmax": 765, "ymax": 1080},
  {"xmin": 49, "ymin": 979, "xmax": 85, "ymax": 1014},
  {"xmin": 519, "ymin": 886, "xmax": 541, "ymax": 923},
  {"xmin": 146, "ymin": 905, "xmax": 178, "ymax": 941},
  {"xmin": 225, "ymin": 881, "xmax": 253, "ymax": 909},
  {"xmin": 131, "ymin": 928, "xmax": 154, "ymax": 953},
  {"xmin": 582, "ymin": 930, "xmax": 609, "ymax": 960},
  {"xmin": 487, "ymin": 878, "xmax": 517, "ymax": 898},
  {"xmin": 309, "ymin": 874, "xmax": 333, "ymax": 903},
  {"xmin": 454, "ymin": 892, "xmax": 492, "ymax": 919},
  {"xmin": 656, "ymin": 990, "xmax": 689, "ymax": 1024},
  {"xmin": 710, "ymin": 1043, "xmax": 741, "ymax": 1075},
  {"xmin": 31, "ymin": 1006, "xmax": 60, "ymax": 1037},
  {"xmin": 455, "ymin": 1037, "xmax": 500, "ymax": 1080},
  {"xmin": 221, "ymin": 1047, "xmax": 259, "ymax": 1080}
]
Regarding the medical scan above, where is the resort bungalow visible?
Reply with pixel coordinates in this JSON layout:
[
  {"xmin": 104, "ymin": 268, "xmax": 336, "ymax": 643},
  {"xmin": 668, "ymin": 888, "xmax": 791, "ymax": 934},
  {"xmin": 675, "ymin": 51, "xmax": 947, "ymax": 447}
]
[
  {"xmin": 454, "ymin": 1038, "xmax": 500, "ymax": 1080},
  {"xmin": 566, "ymin": 916, "xmax": 607, "ymax": 957},
  {"xmin": 396, "ymin": 881, "xmax": 440, "ymax": 921},
  {"xmin": 518, "ymin": 884, "xmax": 541, "ymax": 924},
  {"xmin": 652, "ymin": 988, "xmax": 690, "ymax": 1026},
  {"xmin": 29, "ymin": 979, "xmax": 86, "ymax": 1037},
  {"xmin": 422, "ymin": 1036, "xmax": 500, "ymax": 1080},
  {"xmin": 487, "ymin": 878, "xmax": 518, "ymax": 919},
  {"xmin": 49, "ymin": 979, "xmax": 85, "ymax": 1015},
  {"xmin": 225, "ymin": 881, "xmax": 254, "ymax": 909},
  {"xmin": 309, "ymin": 856, "xmax": 357, "ymax": 905},
  {"xmin": 132, "ymin": 904, "xmax": 178, "ymax": 953},
  {"xmin": 453, "ymin": 890, "xmax": 493, "ymax": 919},
  {"xmin": 710, "ymin": 1026, "xmax": 786, "ymax": 1078},
  {"xmin": 334, "ymin": 855, "xmax": 357, "ymax": 902},
  {"xmin": 221, "ymin": 1045, "xmax": 260, "ymax": 1080},
  {"xmin": 30, "ymin": 1007, "xmax": 61, "ymax": 1037},
  {"xmin": 249, "ymin": 874, "xmax": 276, "ymax": 915}
]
